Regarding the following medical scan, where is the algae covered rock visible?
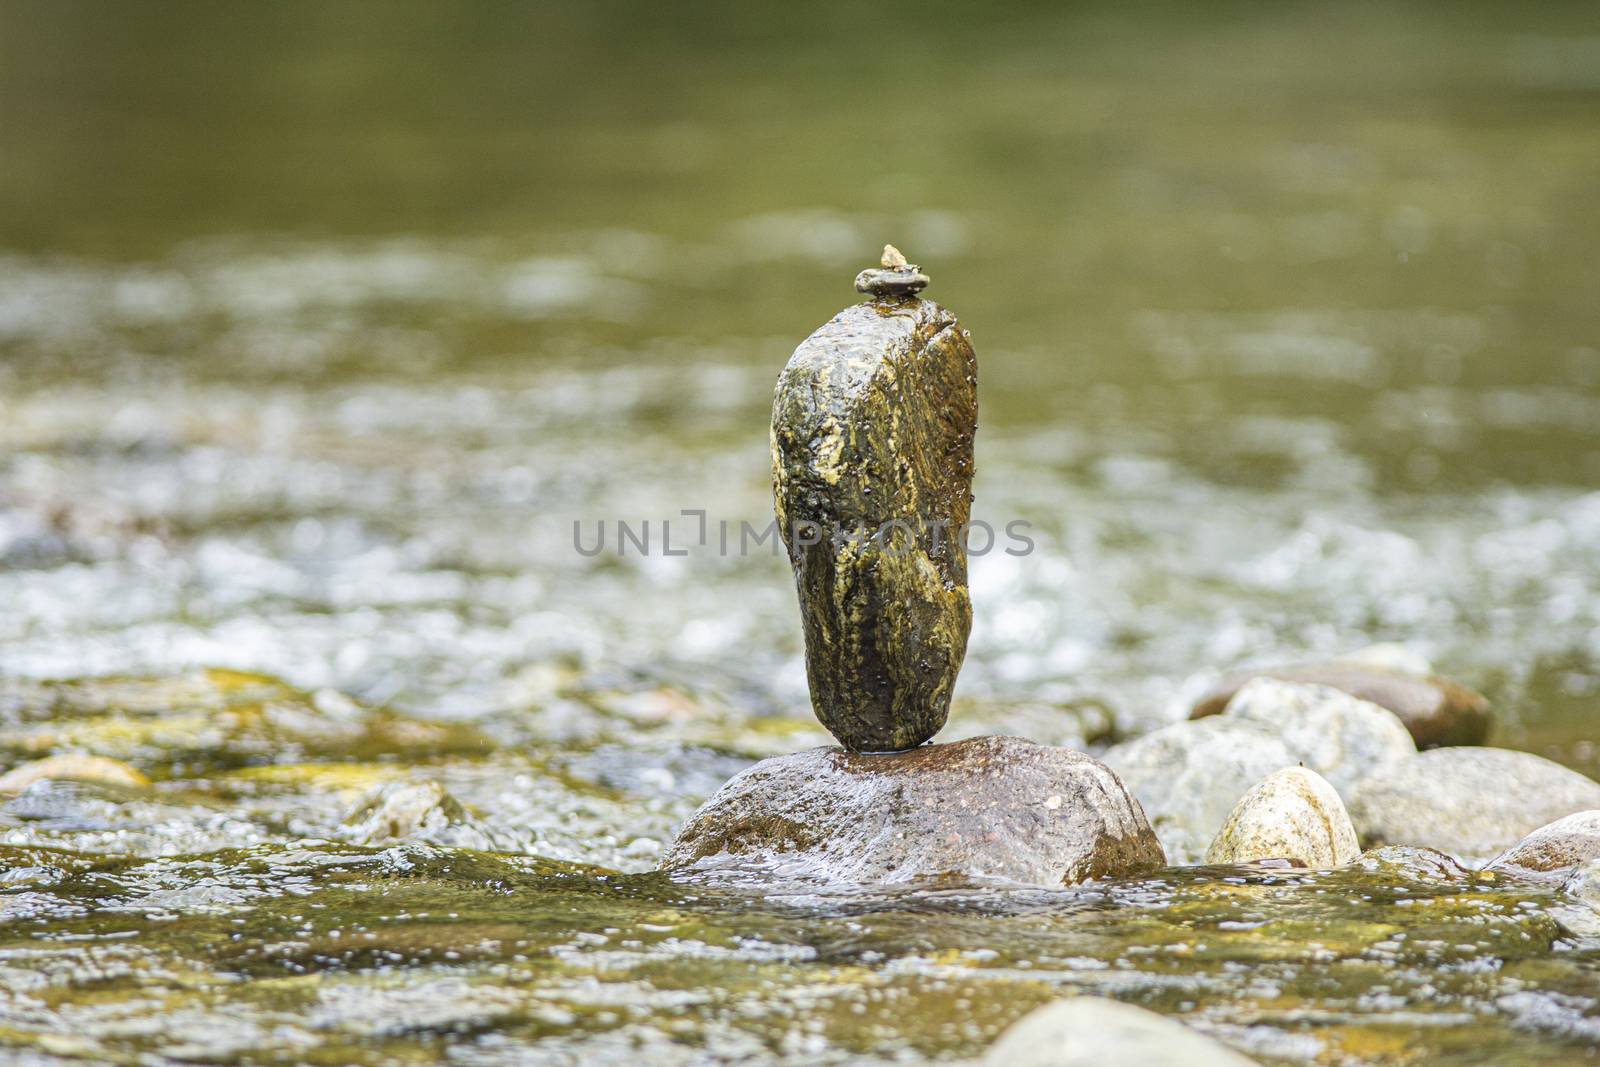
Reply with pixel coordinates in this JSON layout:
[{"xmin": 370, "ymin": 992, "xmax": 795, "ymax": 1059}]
[
  {"xmin": 1484, "ymin": 810, "xmax": 1600, "ymax": 881},
  {"xmin": 981, "ymin": 997, "xmax": 1259, "ymax": 1067},
  {"xmin": 1348, "ymin": 747, "xmax": 1600, "ymax": 861},
  {"xmin": 1204, "ymin": 766, "xmax": 1359, "ymax": 868},
  {"xmin": 1218, "ymin": 678, "xmax": 1415, "ymax": 794},
  {"xmin": 1190, "ymin": 657, "xmax": 1490, "ymax": 748},
  {"xmin": 770, "ymin": 252, "xmax": 977, "ymax": 753},
  {"xmin": 1102, "ymin": 717, "xmax": 1296, "ymax": 864},
  {"xmin": 660, "ymin": 735, "xmax": 1164, "ymax": 886}
]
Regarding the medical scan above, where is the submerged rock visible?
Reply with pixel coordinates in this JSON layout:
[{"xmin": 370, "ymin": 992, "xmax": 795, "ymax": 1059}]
[
  {"xmin": 1218, "ymin": 678, "xmax": 1415, "ymax": 795},
  {"xmin": 1102, "ymin": 717, "xmax": 1296, "ymax": 864},
  {"xmin": 0, "ymin": 754, "xmax": 148, "ymax": 792},
  {"xmin": 1348, "ymin": 748, "xmax": 1600, "ymax": 861},
  {"xmin": 980, "ymin": 997, "xmax": 1259, "ymax": 1067},
  {"xmin": 1353, "ymin": 844, "xmax": 1475, "ymax": 883},
  {"xmin": 1189, "ymin": 658, "xmax": 1490, "ymax": 748},
  {"xmin": 1205, "ymin": 766, "xmax": 1359, "ymax": 868},
  {"xmin": 1484, "ymin": 810, "xmax": 1600, "ymax": 881},
  {"xmin": 342, "ymin": 780, "xmax": 519, "ymax": 851},
  {"xmin": 770, "ymin": 251, "xmax": 977, "ymax": 753},
  {"xmin": 660, "ymin": 736, "xmax": 1164, "ymax": 886}
]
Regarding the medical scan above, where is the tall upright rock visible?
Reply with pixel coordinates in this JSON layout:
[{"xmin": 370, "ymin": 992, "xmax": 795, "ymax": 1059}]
[{"xmin": 771, "ymin": 246, "xmax": 977, "ymax": 752}]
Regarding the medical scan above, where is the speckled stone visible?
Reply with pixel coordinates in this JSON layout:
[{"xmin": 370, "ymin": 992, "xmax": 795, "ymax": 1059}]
[
  {"xmin": 981, "ymin": 997, "xmax": 1260, "ymax": 1067},
  {"xmin": 1204, "ymin": 766, "xmax": 1359, "ymax": 868},
  {"xmin": 1483, "ymin": 810, "xmax": 1600, "ymax": 881},
  {"xmin": 1102, "ymin": 717, "xmax": 1298, "ymax": 864},
  {"xmin": 660, "ymin": 736, "xmax": 1165, "ymax": 887},
  {"xmin": 1348, "ymin": 748, "xmax": 1600, "ymax": 862}
]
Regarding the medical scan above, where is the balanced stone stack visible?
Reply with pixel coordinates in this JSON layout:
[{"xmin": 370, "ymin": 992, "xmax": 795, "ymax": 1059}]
[
  {"xmin": 661, "ymin": 248, "xmax": 1164, "ymax": 887},
  {"xmin": 770, "ymin": 244, "xmax": 976, "ymax": 753}
]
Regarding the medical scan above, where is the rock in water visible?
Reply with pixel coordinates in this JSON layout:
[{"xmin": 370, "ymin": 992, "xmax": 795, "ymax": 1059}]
[
  {"xmin": 660, "ymin": 736, "xmax": 1165, "ymax": 886},
  {"xmin": 1204, "ymin": 766, "xmax": 1360, "ymax": 868},
  {"xmin": 771, "ymin": 252, "xmax": 977, "ymax": 752},
  {"xmin": 1101, "ymin": 717, "xmax": 1298, "ymax": 864},
  {"xmin": 1347, "ymin": 747, "xmax": 1600, "ymax": 861},
  {"xmin": 1483, "ymin": 810, "xmax": 1600, "ymax": 881},
  {"xmin": 981, "ymin": 997, "xmax": 1260, "ymax": 1067}
]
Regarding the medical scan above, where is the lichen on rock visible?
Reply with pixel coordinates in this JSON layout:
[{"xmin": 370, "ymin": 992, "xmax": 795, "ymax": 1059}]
[{"xmin": 771, "ymin": 261, "xmax": 977, "ymax": 752}]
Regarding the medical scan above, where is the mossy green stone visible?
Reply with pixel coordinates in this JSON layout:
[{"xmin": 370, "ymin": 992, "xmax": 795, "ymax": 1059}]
[{"xmin": 771, "ymin": 295, "xmax": 977, "ymax": 752}]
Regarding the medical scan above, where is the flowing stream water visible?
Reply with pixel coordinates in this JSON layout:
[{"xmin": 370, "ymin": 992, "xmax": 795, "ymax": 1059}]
[{"xmin": 2, "ymin": 3, "xmax": 1599, "ymax": 1062}]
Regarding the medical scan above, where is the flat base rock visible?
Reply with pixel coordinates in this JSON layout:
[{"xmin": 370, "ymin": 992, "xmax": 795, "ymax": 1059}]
[
  {"xmin": 981, "ymin": 997, "xmax": 1259, "ymax": 1067},
  {"xmin": 660, "ymin": 735, "xmax": 1165, "ymax": 887},
  {"xmin": 1348, "ymin": 747, "xmax": 1600, "ymax": 862}
]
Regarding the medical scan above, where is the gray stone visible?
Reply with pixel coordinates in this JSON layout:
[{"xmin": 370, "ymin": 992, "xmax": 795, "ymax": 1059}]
[
  {"xmin": 660, "ymin": 735, "xmax": 1165, "ymax": 887},
  {"xmin": 1484, "ymin": 810, "xmax": 1600, "ymax": 881},
  {"xmin": 980, "ymin": 997, "xmax": 1259, "ymax": 1067},
  {"xmin": 1219, "ymin": 678, "xmax": 1416, "ymax": 795},
  {"xmin": 1205, "ymin": 766, "xmax": 1360, "ymax": 868},
  {"xmin": 1102, "ymin": 717, "xmax": 1297, "ymax": 864},
  {"xmin": 1347, "ymin": 748, "xmax": 1600, "ymax": 862}
]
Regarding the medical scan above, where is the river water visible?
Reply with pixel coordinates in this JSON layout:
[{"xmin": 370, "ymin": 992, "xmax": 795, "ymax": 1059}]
[{"xmin": 2, "ymin": 3, "xmax": 1599, "ymax": 1063}]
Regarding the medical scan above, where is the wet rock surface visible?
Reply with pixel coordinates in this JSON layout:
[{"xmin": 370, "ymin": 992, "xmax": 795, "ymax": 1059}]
[
  {"xmin": 770, "ymin": 275, "xmax": 977, "ymax": 753},
  {"xmin": 980, "ymin": 997, "xmax": 1259, "ymax": 1067},
  {"xmin": 1205, "ymin": 766, "xmax": 1360, "ymax": 868},
  {"xmin": 1348, "ymin": 747, "xmax": 1600, "ymax": 861},
  {"xmin": 1218, "ymin": 678, "xmax": 1416, "ymax": 794},
  {"xmin": 0, "ymin": 753, "xmax": 149, "ymax": 791},
  {"xmin": 1190, "ymin": 659, "xmax": 1491, "ymax": 748},
  {"xmin": 1484, "ymin": 810, "xmax": 1600, "ymax": 881},
  {"xmin": 1102, "ymin": 717, "xmax": 1297, "ymax": 863},
  {"xmin": 660, "ymin": 735, "xmax": 1165, "ymax": 886}
]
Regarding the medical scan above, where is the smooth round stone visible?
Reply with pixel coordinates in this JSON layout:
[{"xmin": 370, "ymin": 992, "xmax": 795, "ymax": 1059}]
[
  {"xmin": 1102, "ymin": 717, "xmax": 1297, "ymax": 864},
  {"xmin": 660, "ymin": 735, "xmax": 1165, "ymax": 887},
  {"xmin": 1483, "ymin": 810, "xmax": 1600, "ymax": 881},
  {"xmin": 0, "ymin": 754, "xmax": 149, "ymax": 792},
  {"xmin": 1347, "ymin": 748, "xmax": 1600, "ymax": 862},
  {"xmin": 981, "ymin": 997, "xmax": 1259, "ymax": 1067},
  {"xmin": 1189, "ymin": 660, "xmax": 1490, "ymax": 748},
  {"xmin": 1219, "ymin": 678, "xmax": 1415, "ymax": 795},
  {"xmin": 1205, "ymin": 766, "xmax": 1360, "ymax": 868}
]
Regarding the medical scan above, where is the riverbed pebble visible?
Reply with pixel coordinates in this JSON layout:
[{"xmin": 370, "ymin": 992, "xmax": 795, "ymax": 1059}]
[
  {"xmin": 1205, "ymin": 766, "xmax": 1360, "ymax": 868},
  {"xmin": 660, "ymin": 735, "xmax": 1165, "ymax": 886},
  {"xmin": 0, "ymin": 754, "xmax": 149, "ymax": 792},
  {"xmin": 1102, "ymin": 717, "xmax": 1297, "ymax": 864},
  {"xmin": 1347, "ymin": 748, "xmax": 1600, "ymax": 861},
  {"xmin": 1483, "ymin": 810, "xmax": 1600, "ymax": 881},
  {"xmin": 980, "ymin": 997, "xmax": 1259, "ymax": 1067}
]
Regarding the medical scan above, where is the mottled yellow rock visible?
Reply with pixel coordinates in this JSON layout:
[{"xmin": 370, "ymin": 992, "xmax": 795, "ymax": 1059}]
[
  {"xmin": 0, "ymin": 754, "xmax": 149, "ymax": 792},
  {"xmin": 1205, "ymin": 766, "xmax": 1359, "ymax": 868}
]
